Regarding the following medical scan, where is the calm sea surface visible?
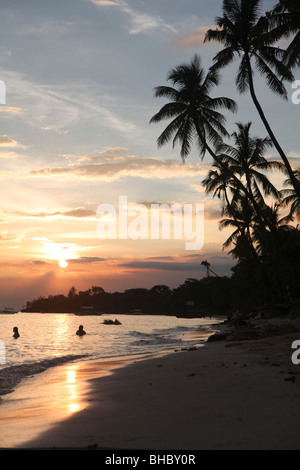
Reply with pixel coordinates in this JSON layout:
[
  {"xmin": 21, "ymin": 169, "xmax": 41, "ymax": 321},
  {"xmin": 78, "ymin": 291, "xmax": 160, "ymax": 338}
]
[{"xmin": 0, "ymin": 312, "xmax": 221, "ymax": 397}]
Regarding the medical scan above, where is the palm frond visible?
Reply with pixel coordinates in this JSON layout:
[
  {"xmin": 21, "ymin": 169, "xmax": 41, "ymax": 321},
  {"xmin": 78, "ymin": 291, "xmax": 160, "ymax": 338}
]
[{"xmin": 253, "ymin": 53, "xmax": 289, "ymax": 98}]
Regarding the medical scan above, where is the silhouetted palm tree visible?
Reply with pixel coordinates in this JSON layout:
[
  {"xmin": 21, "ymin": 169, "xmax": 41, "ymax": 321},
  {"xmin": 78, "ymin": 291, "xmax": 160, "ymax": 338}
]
[
  {"xmin": 149, "ymin": 54, "xmax": 237, "ymax": 161},
  {"xmin": 203, "ymin": 159, "xmax": 238, "ymax": 212},
  {"xmin": 217, "ymin": 122, "xmax": 282, "ymax": 218},
  {"xmin": 205, "ymin": 0, "xmax": 300, "ymax": 199},
  {"xmin": 219, "ymin": 196, "xmax": 256, "ymax": 259},
  {"xmin": 149, "ymin": 55, "xmax": 259, "ymax": 210},
  {"xmin": 281, "ymin": 169, "xmax": 300, "ymax": 220},
  {"xmin": 201, "ymin": 260, "xmax": 218, "ymax": 277},
  {"xmin": 209, "ymin": 122, "xmax": 282, "ymax": 235},
  {"xmin": 268, "ymin": 0, "xmax": 300, "ymax": 68}
]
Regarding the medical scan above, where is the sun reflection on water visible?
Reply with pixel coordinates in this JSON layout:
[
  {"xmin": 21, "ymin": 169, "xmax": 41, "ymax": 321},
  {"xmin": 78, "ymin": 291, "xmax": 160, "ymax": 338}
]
[{"xmin": 65, "ymin": 365, "xmax": 82, "ymax": 414}]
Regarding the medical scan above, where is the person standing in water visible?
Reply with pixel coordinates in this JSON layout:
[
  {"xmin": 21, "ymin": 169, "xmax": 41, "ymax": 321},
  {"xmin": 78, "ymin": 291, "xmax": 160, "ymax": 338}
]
[
  {"xmin": 13, "ymin": 327, "xmax": 20, "ymax": 339},
  {"xmin": 76, "ymin": 325, "xmax": 86, "ymax": 336}
]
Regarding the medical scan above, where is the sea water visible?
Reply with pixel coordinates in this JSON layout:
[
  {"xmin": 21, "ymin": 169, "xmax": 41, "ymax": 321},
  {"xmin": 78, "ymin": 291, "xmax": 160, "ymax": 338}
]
[{"xmin": 0, "ymin": 312, "xmax": 221, "ymax": 397}]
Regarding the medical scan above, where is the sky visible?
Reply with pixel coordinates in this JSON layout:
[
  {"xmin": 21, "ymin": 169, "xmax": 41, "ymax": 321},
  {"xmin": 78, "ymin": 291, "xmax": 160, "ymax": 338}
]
[{"xmin": 0, "ymin": 0, "xmax": 299, "ymax": 309}]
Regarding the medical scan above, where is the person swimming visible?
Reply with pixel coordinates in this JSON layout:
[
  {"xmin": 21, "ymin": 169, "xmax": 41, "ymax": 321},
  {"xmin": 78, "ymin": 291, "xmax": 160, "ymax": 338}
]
[
  {"xmin": 13, "ymin": 327, "xmax": 20, "ymax": 339},
  {"xmin": 76, "ymin": 325, "xmax": 86, "ymax": 336}
]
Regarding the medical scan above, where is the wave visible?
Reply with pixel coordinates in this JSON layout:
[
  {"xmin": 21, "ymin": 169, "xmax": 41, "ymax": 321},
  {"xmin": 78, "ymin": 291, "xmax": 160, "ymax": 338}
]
[
  {"xmin": 128, "ymin": 329, "xmax": 188, "ymax": 350},
  {"xmin": 0, "ymin": 354, "xmax": 90, "ymax": 399}
]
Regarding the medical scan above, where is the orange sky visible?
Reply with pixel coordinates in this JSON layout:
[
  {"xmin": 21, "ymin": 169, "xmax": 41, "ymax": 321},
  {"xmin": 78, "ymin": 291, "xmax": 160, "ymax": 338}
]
[{"xmin": 0, "ymin": 0, "xmax": 298, "ymax": 309}]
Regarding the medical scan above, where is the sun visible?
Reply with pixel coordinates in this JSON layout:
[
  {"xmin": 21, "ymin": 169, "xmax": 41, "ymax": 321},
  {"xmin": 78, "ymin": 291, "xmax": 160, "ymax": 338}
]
[
  {"xmin": 34, "ymin": 239, "xmax": 78, "ymax": 269},
  {"xmin": 59, "ymin": 259, "xmax": 69, "ymax": 269}
]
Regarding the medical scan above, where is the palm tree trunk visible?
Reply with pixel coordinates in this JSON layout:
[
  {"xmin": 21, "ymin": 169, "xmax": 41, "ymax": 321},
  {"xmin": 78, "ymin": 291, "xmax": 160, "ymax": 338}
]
[{"xmin": 245, "ymin": 54, "xmax": 300, "ymax": 199}]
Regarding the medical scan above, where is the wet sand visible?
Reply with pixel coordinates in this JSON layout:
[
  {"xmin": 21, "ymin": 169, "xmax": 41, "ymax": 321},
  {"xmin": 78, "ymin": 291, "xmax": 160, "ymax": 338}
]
[
  {"xmin": 0, "ymin": 356, "xmax": 144, "ymax": 448},
  {"xmin": 10, "ymin": 318, "xmax": 300, "ymax": 450}
]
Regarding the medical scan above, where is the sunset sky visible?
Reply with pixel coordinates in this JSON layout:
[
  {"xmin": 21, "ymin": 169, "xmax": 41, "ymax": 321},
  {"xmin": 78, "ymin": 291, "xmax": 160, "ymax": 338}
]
[{"xmin": 0, "ymin": 0, "xmax": 299, "ymax": 309}]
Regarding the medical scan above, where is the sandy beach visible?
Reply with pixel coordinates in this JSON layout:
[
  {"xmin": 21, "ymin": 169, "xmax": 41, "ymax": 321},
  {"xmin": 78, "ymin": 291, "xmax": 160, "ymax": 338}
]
[{"xmin": 7, "ymin": 316, "xmax": 298, "ymax": 451}]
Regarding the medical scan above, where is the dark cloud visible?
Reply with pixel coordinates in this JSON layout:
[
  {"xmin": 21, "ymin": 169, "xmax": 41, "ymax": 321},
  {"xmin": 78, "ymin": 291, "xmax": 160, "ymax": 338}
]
[
  {"xmin": 67, "ymin": 256, "xmax": 105, "ymax": 264},
  {"xmin": 31, "ymin": 260, "xmax": 50, "ymax": 265},
  {"xmin": 121, "ymin": 261, "xmax": 202, "ymax": 271}
]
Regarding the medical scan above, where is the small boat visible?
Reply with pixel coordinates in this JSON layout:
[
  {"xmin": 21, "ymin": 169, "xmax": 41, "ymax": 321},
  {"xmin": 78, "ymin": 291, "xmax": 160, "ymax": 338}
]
[
  {"xmin": 74, "ymin": 306, "xmax": 102, "ymax": 316},
  {"xmin": 0, "ymin": 307, "xmax": 18, "ymax": 314},
  {"xmin": 102, "ymin": 319, "xmax": 122, "ymax": 325}
]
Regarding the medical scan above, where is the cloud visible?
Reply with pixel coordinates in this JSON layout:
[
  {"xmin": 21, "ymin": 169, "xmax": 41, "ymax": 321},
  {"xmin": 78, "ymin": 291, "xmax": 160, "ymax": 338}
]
[
  {"xmin": 285, "ymin": 153, "xmax": 300, "ymax": 169},
  {"xmin": 29, "ymin": 156, "xmax": 209, "ymax": 181},
  {"xmin": 0, "ymin": 151, "xmax": 18, "ymax": 159},
  {"xmin": 89, "ymin": 0, "xmax": 177, "ymax": 35},
  {"xmin": 0, "ymin": 135, "xmax": 19, "ymax": 147},
  {"xmin": 125, "ymin": 8, "xmax": 177, "ymax": 35},
  {"xmin": 67, "ymin": 256, "xmax": 105, "ymax": 264},
  {"xmin": 172, "ymin": 25, "xmax": 215, "ymax": 48},
  {"xmin": 0, "ymin": 107, "xmax": 23, "ymax": 118},
  {"xmin": 31, "ymin": 260, "xmax": 50, "ymax": 265},
  {"xmin": 1, "ymin": 207, "xmax": 97, "ymax": 220},
  {"xmin": 190, "ymin": 183, "xmax": 205, "ymax": 195},
  {"xmin": 0, "ymin": 70, "xmax": 137, "ymax": 137},
  {"xmin": 120, "ymin": 260, "xmax": 202, "ymax": 272},
  {"xmin": 0, "ymin": 231, "xmax": 24, "ymax": 241},
  {"xmin": 91, "ymin": 0, "xmax": 127, "ymax": 5},
  {"xmin": 60, "ymin": 148, "xmax": 140, "ymax": 165},
  {"xmin": 19, "ymin": 21, "xmax": 76, "ymax": 37}
]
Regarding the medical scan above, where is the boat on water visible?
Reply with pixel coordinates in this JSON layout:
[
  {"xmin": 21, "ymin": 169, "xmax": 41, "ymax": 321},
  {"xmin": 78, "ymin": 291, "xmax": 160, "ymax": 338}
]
[
  {"xmin": 102, "ymin": 318, "xmax": 122, "ymax": 325},
  {"xmin": 74, "ymin": 306, "xmax": 103, "ymax": 316},
  {"xmin": 0, "ymin": 307, "xmax": 18, "ymax": 314}
]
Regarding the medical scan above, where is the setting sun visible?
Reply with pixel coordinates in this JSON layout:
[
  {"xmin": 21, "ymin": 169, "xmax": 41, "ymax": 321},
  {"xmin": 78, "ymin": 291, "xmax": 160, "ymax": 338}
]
[{"xmin": 59, "ymin": 259, "xmax": 68, "ymax": 269}]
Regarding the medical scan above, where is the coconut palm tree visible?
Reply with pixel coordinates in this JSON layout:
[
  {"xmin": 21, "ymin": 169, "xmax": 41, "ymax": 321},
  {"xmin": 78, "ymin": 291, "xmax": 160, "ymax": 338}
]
[
  {"xmin": 203, "ymin": 159, "xmax": 238, "ymax": 211},
  {"xmin": 219, "ymin": 196, "xmax": 256, "ymax": 259},
  {"xmin": 268, "ymin": 0, "xmax": 300, "ymax": 68},
  {"xmin": 150, "ymin": 56, "xmax": 280, "ymax": 236},
  {"xmin": 149, "ymin": 54, "xmax": 237, "ymax": 161},
  {"xmin": 217, "ymin": 122, "xmax": 282, "ymax": 213},
  {"xmin": 209, "ymin": 122, "xmax": 282, "ymax": 235},
  {"xmin": 281, "ymin": 169, "xmax": 300, "ymax": 220},
  {"xmin": 204, "ymin": 0, "xmax": 300, "ymax": 199},
  {"xmin": 150, "ymin": 55, "xmax": 257, "ymax": 210},
  {"xmin": 201, "ymin": 260, "xmax": 218, "ymax": 277}
]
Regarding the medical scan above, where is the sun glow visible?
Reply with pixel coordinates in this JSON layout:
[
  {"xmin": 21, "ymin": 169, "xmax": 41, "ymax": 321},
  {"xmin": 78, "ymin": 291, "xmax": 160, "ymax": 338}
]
[
  {"xmin": 34, "ymin": 238, "xmax": 78, "ymax": 268},
  {"xmin": 59, "ymin": 259, "xmax": 68, "ymax": 269}
]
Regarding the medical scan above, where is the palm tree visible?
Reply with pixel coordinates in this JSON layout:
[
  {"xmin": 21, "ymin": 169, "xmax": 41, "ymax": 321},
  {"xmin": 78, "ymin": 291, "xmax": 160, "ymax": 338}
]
[
  {"xmin": 219, "ymin": 195, "xmax": 283, "ymax": 300},
  {"xmin": 150, "ymin": 55, "xmax": 281, "ymax": 234},
  {"xmin": 268, "ymin": 0, "xmax": 300, "ymax": 68},
  {"xmin": 150, "ymin": 55, "xmax": 257, "ymax": 209},
  {"xmin": 281, "ymin": 169, "xmax": 300, "ymax": 220},
  {"xmin": 201, "ymin": 260, "xmax": 218, "ymax": 277},
  {"xmin": 208, "ymin": 122, "xmax": 282, "ymax": 235},
  {"xmin": 149, "ymin": 54, "xmax": 237, "ymax": 161},
  {"xmin": 202, "ymin": 159, "xmax": 238, "ymax": 211},
  {"xmin": 203, "ymin": 155, "xmax": 259, "ymax": 250},
  {"xmin": 219, "ymin": 196, "xmax": 256, "ymax": 259},
  {"xmin": 204, "ymin": 0, "xmax": 300, "ymax": 199},
  {"xmin": 217, "ymin": 122, "xmax": 282, "ymax": 217}
]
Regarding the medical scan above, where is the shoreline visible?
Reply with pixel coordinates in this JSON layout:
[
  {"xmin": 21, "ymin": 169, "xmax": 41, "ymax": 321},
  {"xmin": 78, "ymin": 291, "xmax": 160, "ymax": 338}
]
[
  {"xmin": 15, "ymin": 316, "xmax": 300, "ymax": 450},
  {"xmin": 0, "ymin": 352, "xmax": 167, "ymax": 449},
  {"xmin": 0, "ymin": 315, "xmax": 300, "ymax": 450}
]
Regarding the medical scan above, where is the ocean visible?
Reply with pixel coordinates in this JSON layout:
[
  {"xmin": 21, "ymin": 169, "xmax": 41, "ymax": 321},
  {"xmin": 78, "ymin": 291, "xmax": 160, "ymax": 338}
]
[{"xmin": 0, "ymin": 312, "xmax": 220, "ymax": 398}]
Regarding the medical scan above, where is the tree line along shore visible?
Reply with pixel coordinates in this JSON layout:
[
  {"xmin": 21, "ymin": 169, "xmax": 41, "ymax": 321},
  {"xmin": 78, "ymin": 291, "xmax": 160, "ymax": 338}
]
[{"xmin": 22, "ymin": 274, "xmax": 299, "ymax": 318}]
